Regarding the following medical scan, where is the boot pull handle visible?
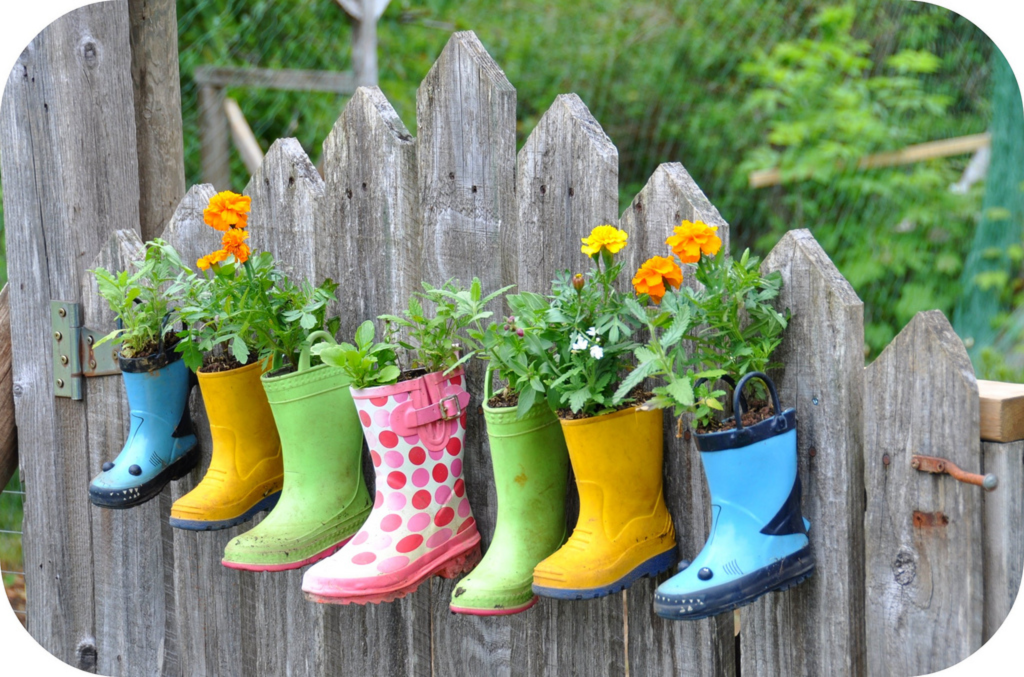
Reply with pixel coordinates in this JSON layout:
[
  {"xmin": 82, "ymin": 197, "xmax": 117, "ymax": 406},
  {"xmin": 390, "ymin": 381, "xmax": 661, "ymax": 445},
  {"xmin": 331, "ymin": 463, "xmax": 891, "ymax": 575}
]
[
  {"xmin": 299, "ymin": 330, "xmax": 338, "ymax": 372},
  {"xmin": 694, "ymin": 375, "xmax": 749, "ymax": 417},
  {"xmin": 733, "ymin": 372, "xmax": 782, "ymax": 431}
]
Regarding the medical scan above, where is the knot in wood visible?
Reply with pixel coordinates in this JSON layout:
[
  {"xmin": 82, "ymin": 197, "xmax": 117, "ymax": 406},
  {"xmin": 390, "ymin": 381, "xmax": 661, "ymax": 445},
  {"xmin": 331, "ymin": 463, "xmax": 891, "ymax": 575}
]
[
  {"xmin": 892, "ymin": 548, "xmax": 917, "ymax": 586},
  {"xmin": 76, "ymin": 639, "xmax": 98, "ymax": 672},
  {"xmin": 79, "ymin": 37, "xmax": 100, "ymax": 66}
]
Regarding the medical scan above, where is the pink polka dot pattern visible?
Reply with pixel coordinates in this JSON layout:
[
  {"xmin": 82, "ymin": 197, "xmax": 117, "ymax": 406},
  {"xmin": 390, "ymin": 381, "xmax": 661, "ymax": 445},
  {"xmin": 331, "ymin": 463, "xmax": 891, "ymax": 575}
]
[
  {"xmin": 352, "ymin": 552, "xmax": 376, "ymax": 565},
  {"xmin": 377, "ymin": 555, "xmax": 409, "ymax": 573},
  {"xmin": 304, "ymin": 372, "xmax": 480, "ymax": 585},
  {"xmin": 380, "ymin": 514, "xmax": 403, "ymax": 532}
]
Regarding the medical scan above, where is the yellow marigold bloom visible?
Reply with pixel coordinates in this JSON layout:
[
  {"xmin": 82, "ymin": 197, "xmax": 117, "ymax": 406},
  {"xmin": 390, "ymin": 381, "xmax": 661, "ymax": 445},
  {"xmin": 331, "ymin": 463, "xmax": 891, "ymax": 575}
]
[
  {"xmin": 221, "ymin": 228, "xmax": 251, "ymax": 264},
  {"xmin": 666, "ymin": 220, "xmax": 722, "ymax": 264},
  {"xmin": 197, "ymin": 249, "xmax": 228, "ymax": 271},
  {"xmin": 204, "ymin": 191, "xmax": 251, "ymax": 232},
  {"xmin": 632, "ymin": 256, "xmax": 683, "ymax": 303},
  {"xmin": 581, "ymin": 225, "xmax": 628, "ymax": 256}
]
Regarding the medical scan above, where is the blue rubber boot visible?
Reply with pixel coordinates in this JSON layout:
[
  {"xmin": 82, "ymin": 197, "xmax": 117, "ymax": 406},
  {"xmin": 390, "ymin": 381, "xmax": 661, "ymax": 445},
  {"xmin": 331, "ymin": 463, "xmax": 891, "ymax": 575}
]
[
  {"xmin": 654, "ymin": 373, "xmax": 814, "ymax": 620},
  {"xmin": 88, "ymin": 348, "xmax": 199, "ymax": 509}
]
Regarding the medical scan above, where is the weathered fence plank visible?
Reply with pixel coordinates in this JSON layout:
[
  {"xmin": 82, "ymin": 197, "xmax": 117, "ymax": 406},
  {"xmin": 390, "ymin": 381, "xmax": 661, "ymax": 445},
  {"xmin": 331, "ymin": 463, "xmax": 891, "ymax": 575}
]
[
  {"xmin": 0, "ymin": 285, "xmax": 16, "ymax": 491},
  {"xmin": 982, "ymin": 439, "xmax": 1024, "ymax": 642},
  {"xmin": 415, "ymin": 31, "xmax": 524, "ymax": 677},
  {"xmin": 619, "ymin": 162, "xmax": 735, "ymax": 677},
  {"xmin": 864, "ymin": 310, "xmax": 982, "ymax": 676},
  {"xmin": 0, "ymin": 1, "xmax": 141, "ymax": 669},
  {"xmin": 743, "ymin": 229, "xmax": 866, "ymax": 676},
  {"xmin": 83, "ymin": 230, "xmax": 179, "ymax": 677},
  {"xmin": 128, "ymin": 0, "xmax": 186, "ymax": 241}
]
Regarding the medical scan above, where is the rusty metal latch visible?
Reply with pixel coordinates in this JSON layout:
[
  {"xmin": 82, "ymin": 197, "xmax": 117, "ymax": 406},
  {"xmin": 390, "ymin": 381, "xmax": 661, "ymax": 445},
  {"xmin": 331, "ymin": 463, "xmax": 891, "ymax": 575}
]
[
  {"xmin": 911, "ymin": 454, "xmax": 998, "ymax": 492},
  {"xmin": 51, "ymin": 301, "xmax": 121, "ymax": 400}
]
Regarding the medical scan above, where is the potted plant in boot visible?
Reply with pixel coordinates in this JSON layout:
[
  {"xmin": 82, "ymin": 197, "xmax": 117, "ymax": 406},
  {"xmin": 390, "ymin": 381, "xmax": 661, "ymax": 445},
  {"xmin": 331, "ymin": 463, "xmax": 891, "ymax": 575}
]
[
  {"xmin": 87, "ymin": 239, "xmax": 199, "ymax": 508},
  {"xmin": 301, "ymin": 285, "xmax": 483, "ymax": 605},
  {"xmin": 413, "ymin": 279, "xmax": 571, "ymax": 615},
  {"xmin": 169, "ymin": 191, "xmax": 287, "ymax": 531},
  {"xmin": 221, "ymin": 273, "xmax": 373, "ymax": 571},
  {"xmin": 516, "ymin": 225, "xmax": 679, "ymax": 601},
  {"xmin": 622, "ymin": 220, "xmax": 813, "ymax": 620}
]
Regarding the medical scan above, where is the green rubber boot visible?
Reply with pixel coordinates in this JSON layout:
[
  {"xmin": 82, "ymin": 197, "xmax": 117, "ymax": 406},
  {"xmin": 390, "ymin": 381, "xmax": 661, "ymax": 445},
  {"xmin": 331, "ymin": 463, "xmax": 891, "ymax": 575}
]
[
  {"xmin": 449, "ymin": 368, "xmax": 570, "ymax": 615},
  {"xmin": 222, "ymin": 332, "xmax": 372, "ymax": 571}
]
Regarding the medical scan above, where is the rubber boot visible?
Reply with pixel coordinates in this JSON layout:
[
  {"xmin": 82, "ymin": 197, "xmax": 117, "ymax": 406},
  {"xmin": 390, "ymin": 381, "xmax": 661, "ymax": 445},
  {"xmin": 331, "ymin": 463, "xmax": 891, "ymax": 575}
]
[
  {"xmin": 449, "ymin": 369, "xmax": 569, "ymax": 615},
  {"xmin": 302, "ymin": 368, "xmax": 481, "ymax": 605},
  {"xmin": 222, "ymin": 333, "xmax": 372, "ymax": 571},
  {"xmin": 533, "ymin": 406, "xmax": 677, "ymax": 599},
  {"xmin": 89, "ymin": 347, "xmax": 199, "ymax": 508},
  {"xmin": 170, "ymin": 360, "xmax": 284, "ymax": 530},
  {"xmin": 653, "ymin": 373, "xmax": 814, "ymax": 620}
]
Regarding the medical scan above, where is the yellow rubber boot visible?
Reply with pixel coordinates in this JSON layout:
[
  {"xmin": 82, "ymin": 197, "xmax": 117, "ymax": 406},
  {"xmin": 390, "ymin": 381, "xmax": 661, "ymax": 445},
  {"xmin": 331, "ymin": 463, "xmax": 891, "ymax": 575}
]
[
  {"xmin": 170, "ymin": 361, "xmax": 284, "ymax": 530},
  {"xmin": 533, "ymin": 406, "xmax": 677, "ymax": 599}
]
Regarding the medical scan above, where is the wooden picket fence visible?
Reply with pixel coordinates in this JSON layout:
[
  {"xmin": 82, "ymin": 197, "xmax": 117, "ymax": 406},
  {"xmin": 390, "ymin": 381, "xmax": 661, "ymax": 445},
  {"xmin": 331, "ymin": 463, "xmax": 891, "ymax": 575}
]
[{"xmin": 1, "ymin": 3, "xmax": 1022, "ymax": 676}]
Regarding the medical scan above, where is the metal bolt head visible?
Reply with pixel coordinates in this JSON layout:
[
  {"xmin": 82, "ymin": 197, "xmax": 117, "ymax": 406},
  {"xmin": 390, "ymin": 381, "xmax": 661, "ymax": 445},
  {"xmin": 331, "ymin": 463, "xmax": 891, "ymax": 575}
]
[
  {"xmin": 60, "ymin": 355, "xmax": 69, "ymax": 366},
  {"xmin": 809, "ymin": 446, "xmax": 817, "ymax": 458},
  {"xmin": 54, "ymin": 331, "xmax": 62, "ymax": 341},
  {"xmin": 58, "ymin": 307, "xmax": 66, "ymax": 317},
  {"xmin": 89, "ymin": 359, "xmax": 97, "ymax": 370},
  {"xmin": 86, "ymin": 335, "xmax": 94, "ymax": 345},
  {"xmin": 56, "ymin": 379, "xmax": 65, "ymax": 388},
  {"xmin": 884, "ymin": 453, "xmax": 891, "ymax": 466}
]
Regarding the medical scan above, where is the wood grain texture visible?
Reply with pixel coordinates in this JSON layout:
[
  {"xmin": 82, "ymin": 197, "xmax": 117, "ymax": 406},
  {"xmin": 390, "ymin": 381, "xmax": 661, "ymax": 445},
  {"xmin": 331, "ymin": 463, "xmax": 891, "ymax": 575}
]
[
  {"xmin": 415, "ymin": 31, "xmax": 525, "ymax": 676},
  {"xmin": 200, "ymin": 84, "xmax": 231, "ymax": 190},
  {"xmin": 0, "ymin": 1, "xmax": 141, "ymax": 669},
  {"xmin": 128, "ymin": 0, "xmax": 185, "ymax": 241},
  {"xmin": 193, "ymin": 66, "xmax": 357, "ymax": 94},
  {"xmin": 0, "ymin": 285, "xmax": 16, "ymax": 490},
  {"xmin": 513, "ymin": 93, "xmax": 618, "ymax": 293},
  {"xmin": 84, "ymin": 230, "xmax": 179, "ymax": 677},
  {"xmin": 982, "ymin": 440, "xmax": 1024, "ymax": 642},
  {"xmin": 979, "ymin": 380, "xmax": 1024, "ymax": 443},
  {"xmin": 864, "ymin": 310, "xmax": 982, "ymax": 677},
  {"xmin": 744, "ymin": 229, "xmax": 866, "ymax": 677},
  {"xmin": 619, "ymin": 163, "xmax": 735, "ymax": 677},
  {"xmin": 225, "ymin": 98, "xmax": 264, "ymax": 175}
]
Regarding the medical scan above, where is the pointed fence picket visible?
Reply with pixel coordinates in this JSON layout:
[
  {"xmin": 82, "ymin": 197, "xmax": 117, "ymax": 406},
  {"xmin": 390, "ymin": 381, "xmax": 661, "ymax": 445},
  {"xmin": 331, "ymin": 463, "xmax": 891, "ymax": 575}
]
[{"xmin": 2, "ymin": 7, "xmax": 1023, "ymax": 677}]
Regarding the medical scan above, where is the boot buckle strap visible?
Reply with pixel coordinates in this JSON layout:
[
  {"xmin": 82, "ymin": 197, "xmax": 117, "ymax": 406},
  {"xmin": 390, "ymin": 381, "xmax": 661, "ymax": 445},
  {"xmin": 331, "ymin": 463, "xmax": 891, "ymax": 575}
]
[{"xmin": 438, "ymin": 395, "xmax": 461, "ymax": 421}]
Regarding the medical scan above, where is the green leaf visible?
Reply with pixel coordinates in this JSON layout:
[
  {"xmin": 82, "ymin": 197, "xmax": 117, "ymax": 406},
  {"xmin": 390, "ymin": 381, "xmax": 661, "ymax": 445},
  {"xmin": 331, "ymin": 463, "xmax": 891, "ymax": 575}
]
[
  {"xmin": 568, "ymin": 387, "xmax": 591, "ymax": 413},
  {"xmin": 612, "ymin": 360, "xmax": 655, "ymax": 403},
  {"xmin": 355, "ymin": 320, "xmax": 375, "ymax": 349},
  {"xmin": 666, "ymin": 377, "xmax": 695, "ymax": 407},
  {"xmin": 231, "ymin": 336, "xmax": 249, "ymax": 364},
  {"xmin": 377, "ymin": 365, "xmax": 401, "ymax": 384},
  {"xmin": 516, "ymin": 386, "xmax": 537, "ymax": 418}
]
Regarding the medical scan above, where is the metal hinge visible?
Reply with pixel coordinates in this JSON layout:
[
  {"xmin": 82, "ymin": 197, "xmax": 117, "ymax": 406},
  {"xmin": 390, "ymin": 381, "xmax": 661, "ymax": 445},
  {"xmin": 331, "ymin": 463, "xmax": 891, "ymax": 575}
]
[{"xmin": 51, "ymin": 301, "xmax": 121, "ymax": 400}]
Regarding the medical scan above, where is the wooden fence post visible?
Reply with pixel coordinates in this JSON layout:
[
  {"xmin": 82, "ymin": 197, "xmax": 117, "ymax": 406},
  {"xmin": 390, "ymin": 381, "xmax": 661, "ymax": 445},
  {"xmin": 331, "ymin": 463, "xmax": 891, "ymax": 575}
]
[
  {"xmin": 82, "ymin": 229, "xmax": 181, "ymax": 677},
  {"xmin": 864, "ymin": 310, "xmax": 982, "ymax": 676},
  {"xmin": 619, "ymin": 162, "xmax": 735, "ymax": 677},
  {"xmin": 128, "ymin": 0, "xmax": 186, "ymax": 240},
  {"xmin": 742, "ymin": 229, "xmax": 867, "ymax": 676},
  {"xmin": 0, "ymin": 286, "xmax": 16, "ymax": 490},
  {"xmin": 200, "ymin": 84, "xmax": 231, "ymax": 190},
  {"xmin": 982, "ymin": 439, "xmax": 1024, "ymax": 642},
  {"xmin": 0, "ymin": 1, "xmax": 142, "ymax": 669}
]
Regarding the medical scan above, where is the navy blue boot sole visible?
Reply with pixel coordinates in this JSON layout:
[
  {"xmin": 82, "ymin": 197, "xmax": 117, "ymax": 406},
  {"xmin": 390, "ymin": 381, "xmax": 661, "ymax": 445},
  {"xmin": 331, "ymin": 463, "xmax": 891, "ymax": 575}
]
[
  {"xmin": 168, "ymin": 491, "xmax": 282, "ymax": 531},
  {"xmin": 88, "ymin": 443, "xmax": 200, "ymax": 510},
  {"xmin": 533, "ymin": 547, "xmax": 678, "ymax": 600},
  {"xmin": 653, "ymin": 545, "xmax": 815, "ymax": 620}
]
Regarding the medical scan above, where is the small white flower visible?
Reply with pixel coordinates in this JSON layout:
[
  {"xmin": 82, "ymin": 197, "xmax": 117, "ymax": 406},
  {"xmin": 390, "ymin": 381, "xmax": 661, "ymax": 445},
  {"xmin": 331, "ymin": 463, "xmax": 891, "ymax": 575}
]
[
  {"xmin": 570, "ymin": 334, "xmax": 589, "ymax": 351},
  {"xmin": 586, "ymin": 327, "xmax": 598, "ymax": 337},
  {"xmin": 590, "ymin": 345, "xmax": 604, "ymax": 359}
]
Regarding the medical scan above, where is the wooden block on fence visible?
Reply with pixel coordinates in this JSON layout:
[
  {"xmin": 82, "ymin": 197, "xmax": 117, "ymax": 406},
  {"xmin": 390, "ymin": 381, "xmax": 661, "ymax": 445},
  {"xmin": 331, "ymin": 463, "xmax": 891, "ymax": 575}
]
[
  {"xmin": 743, "ymin": 229, "xmax": 866, "ymax": 677},
  {"xmin": 864, "ymin": 310, "xmax": 982, "ymax": 677},
  {"xmin": 979, "ymin": 380, "xmax": 1024, "ymax": 443},
  {"xmin": 619, "ymin": 163, "xmax": 735, "ymax": 677},
  {"xmin": 0, "ymin": 2, "xmax": 142, "ymax": 669},
  {"xmin": 982, "ymin": 439, "xmax": 1024, "ymax": 642}
]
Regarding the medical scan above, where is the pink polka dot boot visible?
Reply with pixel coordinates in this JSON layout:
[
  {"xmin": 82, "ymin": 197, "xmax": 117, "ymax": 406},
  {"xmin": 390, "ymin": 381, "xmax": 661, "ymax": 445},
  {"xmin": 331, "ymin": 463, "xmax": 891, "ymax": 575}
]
[{"xmin": 302, "ymin": 367, "xmax": 482, "ymax": 604}]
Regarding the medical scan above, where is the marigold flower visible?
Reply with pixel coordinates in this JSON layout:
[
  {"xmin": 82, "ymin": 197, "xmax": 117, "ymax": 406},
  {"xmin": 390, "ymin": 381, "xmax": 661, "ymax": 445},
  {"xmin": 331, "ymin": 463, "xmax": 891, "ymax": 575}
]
[
  {"xmin": 572, "ymin": 273, "xmax": 585, "ymax": 292},
  {"xmin": 197, "ymin": 249, "xmax": 229, "ymax": 271},
  {"xmin": 221, "ymin": 228, "xmax": 251, "ymax": 263},
  {"xmin": 204, "ymin": 191, "xmax": 251, "ymax": 232},
  {"xmin": 666, "ymin": 220, "xmax": 722, "ymax": 264},
  {"xmin": 632, "ymin": 256, "xmax": 684, "ymax": 303},
  {"xmin": 581, "ymin": 225, "xmax": 628, "ymax": 256}
]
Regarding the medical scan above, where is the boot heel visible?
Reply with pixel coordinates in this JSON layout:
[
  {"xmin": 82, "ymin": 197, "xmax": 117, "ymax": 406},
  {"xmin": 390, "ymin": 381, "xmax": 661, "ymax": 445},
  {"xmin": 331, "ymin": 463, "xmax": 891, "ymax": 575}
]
[{"xmin": 437, "ymin": 543, "xmax": 482, "ymax": 579}]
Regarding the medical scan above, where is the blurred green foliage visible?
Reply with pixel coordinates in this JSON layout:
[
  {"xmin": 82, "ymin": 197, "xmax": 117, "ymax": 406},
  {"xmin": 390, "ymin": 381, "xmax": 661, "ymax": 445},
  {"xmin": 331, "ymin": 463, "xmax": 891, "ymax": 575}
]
[{"xmin": 0, "ymin": 471, "xmax": 23, "ymax": 587}]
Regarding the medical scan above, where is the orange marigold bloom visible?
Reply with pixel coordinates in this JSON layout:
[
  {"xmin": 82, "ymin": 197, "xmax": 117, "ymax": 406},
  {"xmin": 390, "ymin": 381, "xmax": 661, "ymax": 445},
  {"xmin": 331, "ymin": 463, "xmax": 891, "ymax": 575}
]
[
  {"xmin": 203, "ymin": 191, "xmax": 251, "ymax": 232},
  {"xmin": 581, "ymin": 225, "xmax": 629, "ymax": 256},
  {"xmin": 666, "ymin": 220, "xmax": 722, "ymax": 264},
  {"xmin": 221, "ymin": 228, "xmax": 251, "ymax": 264},
  {"xmin": 197, "ymin": 249, "xmax": 228, "ymax": 271},
  {"xmin": 632, "ymin": 256, "xmax": 684, "ymax": 303}
]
